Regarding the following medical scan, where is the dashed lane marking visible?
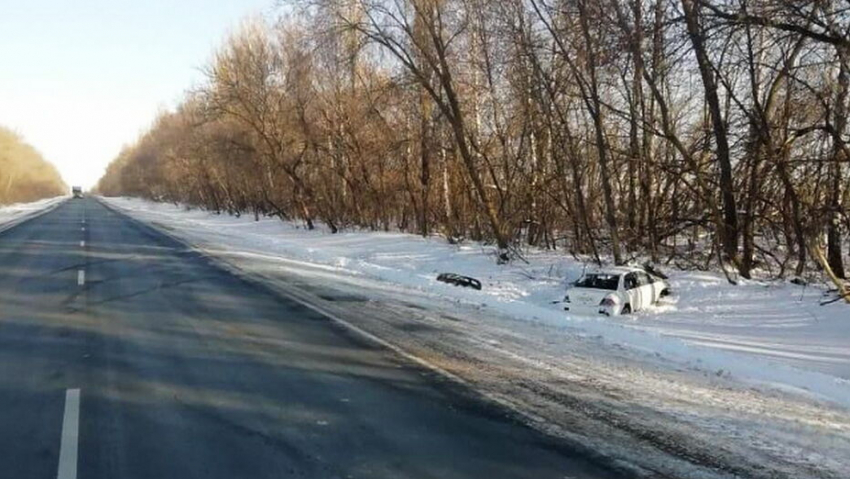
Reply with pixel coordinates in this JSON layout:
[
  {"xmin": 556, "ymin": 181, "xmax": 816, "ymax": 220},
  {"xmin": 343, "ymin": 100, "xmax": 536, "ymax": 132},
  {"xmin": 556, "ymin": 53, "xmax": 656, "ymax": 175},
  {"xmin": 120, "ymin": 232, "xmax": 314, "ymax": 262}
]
[
  {"xmin": 77, "ymin": 270, "xmax": 85, "ymax": 286},
  {"xmin": 57, "ymin": 388, "xmax": 80, "ymax": 479}
]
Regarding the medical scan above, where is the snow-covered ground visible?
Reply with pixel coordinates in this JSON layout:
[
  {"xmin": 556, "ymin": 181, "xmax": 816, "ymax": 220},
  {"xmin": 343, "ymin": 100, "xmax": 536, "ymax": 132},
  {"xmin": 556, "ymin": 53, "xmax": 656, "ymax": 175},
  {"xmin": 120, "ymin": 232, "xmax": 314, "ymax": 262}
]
[
  {"xmin": 102, "ymin": 196, "xmax": 850, "ymax": 479},
  {"xmin": 0, "ymin": 196, "xmax": 66, "ymax": 231}
]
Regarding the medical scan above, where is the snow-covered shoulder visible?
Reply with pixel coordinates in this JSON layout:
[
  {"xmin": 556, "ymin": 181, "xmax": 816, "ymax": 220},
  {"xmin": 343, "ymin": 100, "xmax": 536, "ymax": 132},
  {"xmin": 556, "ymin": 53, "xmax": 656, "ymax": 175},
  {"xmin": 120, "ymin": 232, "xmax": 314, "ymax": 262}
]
[
  {"xmin": 103, "ymin": 196, "xmax": 850, "ymax": 396},
  {"xmin": 0, "ymin": 196, "xmax": 68, "ymax": 229}
]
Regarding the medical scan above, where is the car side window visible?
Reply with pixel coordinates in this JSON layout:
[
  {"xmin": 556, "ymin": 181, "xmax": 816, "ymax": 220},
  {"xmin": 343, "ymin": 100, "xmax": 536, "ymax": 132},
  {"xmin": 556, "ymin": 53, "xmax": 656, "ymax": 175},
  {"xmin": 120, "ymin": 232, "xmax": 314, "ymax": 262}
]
[
  {"xmin": 624, "ymin": 273, "xmax": 637, "ymax": 290},
  {"xmin": 637, "ymin": 272, "xmax": 651, "ymax": 286}
]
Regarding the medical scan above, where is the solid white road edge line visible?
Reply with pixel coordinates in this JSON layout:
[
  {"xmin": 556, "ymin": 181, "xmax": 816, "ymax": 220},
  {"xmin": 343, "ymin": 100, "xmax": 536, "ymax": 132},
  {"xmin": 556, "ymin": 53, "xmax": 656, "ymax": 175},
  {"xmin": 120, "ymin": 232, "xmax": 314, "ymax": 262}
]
[
  {"xmin": 77, "ymin": 270, "xmax": 85, "ymax": 286},
  {"xmin": 57, "ymin": 388, "xmax": 80, "ymax": 479}
]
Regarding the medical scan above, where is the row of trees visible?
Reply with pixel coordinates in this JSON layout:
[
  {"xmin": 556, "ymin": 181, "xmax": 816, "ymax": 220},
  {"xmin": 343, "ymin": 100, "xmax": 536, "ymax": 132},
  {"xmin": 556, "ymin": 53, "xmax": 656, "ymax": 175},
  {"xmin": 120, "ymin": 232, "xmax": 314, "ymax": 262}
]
[
  {"xmin": 0, "ymin": 126, "xmax": 66, "ymax": 204},
  {"xmin": 97, "ymin": 0, "xmax": 850, "ymax": 282}
]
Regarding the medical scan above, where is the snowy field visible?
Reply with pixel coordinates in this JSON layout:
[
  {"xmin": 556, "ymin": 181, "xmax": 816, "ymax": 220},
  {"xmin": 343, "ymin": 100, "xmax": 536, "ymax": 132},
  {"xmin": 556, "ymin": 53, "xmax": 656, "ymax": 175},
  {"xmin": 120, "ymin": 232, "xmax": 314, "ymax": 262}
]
[
  {"xmin": 101, "ymin": 197, "xmax": 850, "ymax": 390},
  {"xmin": 101, "ymin": 196, "xmax": 850, "ymax": 478},
  {"xmin": 0, "ymin": 196, "xmax": 66, "ymax": 231}
]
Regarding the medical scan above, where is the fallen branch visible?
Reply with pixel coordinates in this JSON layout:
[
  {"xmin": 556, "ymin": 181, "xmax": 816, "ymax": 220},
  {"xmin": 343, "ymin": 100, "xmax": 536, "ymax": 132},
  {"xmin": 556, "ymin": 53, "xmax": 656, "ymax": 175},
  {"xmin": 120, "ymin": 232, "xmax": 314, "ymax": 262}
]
[{"xmin": 808, "ymin": 241, "xmax": 850, "ymax": 304}]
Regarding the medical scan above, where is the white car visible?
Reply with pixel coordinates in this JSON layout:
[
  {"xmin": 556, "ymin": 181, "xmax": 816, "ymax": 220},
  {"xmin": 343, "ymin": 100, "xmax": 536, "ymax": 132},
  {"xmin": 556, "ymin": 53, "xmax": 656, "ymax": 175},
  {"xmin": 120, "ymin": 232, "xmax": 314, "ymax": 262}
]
[{"xmin": 562, "ymin": 267, "xmax": 669, "ymax": 316}]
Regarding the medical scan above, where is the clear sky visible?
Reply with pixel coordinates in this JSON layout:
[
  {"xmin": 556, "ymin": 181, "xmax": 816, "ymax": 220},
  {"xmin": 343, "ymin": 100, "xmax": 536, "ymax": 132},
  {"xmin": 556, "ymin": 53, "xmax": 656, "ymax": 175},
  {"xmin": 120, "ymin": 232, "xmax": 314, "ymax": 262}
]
[{"xmin": 0, "ymin": 0, "xmax": 277, "ymax": 189}]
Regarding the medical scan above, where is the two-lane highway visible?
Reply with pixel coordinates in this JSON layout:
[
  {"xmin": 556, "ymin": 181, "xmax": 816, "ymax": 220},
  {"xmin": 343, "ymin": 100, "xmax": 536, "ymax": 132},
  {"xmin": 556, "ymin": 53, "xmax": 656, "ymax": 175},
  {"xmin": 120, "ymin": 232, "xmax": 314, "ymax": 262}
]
[{"xmin": 0, "ymin": 197, "xmax": 625, "ymax": 478}]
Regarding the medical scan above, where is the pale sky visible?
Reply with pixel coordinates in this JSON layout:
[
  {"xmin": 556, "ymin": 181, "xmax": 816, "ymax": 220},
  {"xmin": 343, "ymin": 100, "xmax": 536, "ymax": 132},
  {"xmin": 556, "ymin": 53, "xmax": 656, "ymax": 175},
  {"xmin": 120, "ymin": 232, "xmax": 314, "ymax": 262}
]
[{"xmin": 0, "ymin": 1, "xmax": 277, "ymax": 189}]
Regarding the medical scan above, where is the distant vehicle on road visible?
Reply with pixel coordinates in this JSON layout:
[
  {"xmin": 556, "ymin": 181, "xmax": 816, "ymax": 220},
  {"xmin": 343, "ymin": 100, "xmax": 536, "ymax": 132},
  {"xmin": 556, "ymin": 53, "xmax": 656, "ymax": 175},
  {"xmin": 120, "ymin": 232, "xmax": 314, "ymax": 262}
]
[
  {"xmin": 72, "ymin": 186, "xmax": 83, "ymax": 198},
  {"xmin": 563, "ymin": 267, "xmax": 669, "ymax": 316}
]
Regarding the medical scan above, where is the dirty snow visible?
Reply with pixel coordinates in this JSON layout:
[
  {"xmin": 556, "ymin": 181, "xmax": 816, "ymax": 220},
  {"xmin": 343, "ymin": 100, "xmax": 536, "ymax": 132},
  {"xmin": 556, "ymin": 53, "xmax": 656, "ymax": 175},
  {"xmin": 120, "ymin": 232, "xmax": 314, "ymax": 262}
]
[{"xmin": 102, "ymin": 196, "xmax": 850, "ymax": 479}]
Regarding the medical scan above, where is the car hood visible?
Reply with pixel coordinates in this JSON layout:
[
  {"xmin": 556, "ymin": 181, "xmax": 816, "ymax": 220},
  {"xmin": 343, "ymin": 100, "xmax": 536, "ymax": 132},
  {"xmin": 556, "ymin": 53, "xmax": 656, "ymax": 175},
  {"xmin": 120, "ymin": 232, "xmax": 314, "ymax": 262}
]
[{"xmin": 567, "ymin": 287, "xmax": 613, "ymax": 306}]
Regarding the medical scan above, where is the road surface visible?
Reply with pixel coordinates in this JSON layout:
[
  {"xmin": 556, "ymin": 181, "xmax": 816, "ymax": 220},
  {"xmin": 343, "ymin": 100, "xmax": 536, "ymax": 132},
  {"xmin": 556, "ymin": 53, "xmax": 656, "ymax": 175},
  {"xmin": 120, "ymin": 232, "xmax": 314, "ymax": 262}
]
[{"xmin": 0, "ymin": 197, "xmax": 626, "ymax": 478}]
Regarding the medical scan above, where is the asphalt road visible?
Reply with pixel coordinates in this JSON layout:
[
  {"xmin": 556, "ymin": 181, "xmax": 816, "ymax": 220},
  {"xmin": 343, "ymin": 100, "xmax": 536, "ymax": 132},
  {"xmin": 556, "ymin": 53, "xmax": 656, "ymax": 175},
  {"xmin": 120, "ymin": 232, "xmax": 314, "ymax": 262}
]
[{"xmin": 0, "ymin": 197, "xmax": 625, "ymax": 479}]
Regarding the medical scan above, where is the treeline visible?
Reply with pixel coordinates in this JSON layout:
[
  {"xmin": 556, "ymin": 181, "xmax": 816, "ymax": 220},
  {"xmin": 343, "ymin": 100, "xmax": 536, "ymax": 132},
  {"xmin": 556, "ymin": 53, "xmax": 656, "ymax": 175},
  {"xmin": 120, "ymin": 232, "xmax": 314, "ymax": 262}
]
[
  {"xmin": 97, "ymin": 0, "xmax": 850, "ymax": 281},
  {"xmin": 0, "ymin": 126, "xmax": 66, "ymax": 204}
]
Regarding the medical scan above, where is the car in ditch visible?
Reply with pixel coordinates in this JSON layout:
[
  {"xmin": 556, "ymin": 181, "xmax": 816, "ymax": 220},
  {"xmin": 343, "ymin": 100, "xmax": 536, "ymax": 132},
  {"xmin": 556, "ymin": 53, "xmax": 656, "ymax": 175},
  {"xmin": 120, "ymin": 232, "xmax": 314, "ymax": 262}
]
[{"xmin": 562, "ymin": 267, "xmax": 670, "ymax": 316}]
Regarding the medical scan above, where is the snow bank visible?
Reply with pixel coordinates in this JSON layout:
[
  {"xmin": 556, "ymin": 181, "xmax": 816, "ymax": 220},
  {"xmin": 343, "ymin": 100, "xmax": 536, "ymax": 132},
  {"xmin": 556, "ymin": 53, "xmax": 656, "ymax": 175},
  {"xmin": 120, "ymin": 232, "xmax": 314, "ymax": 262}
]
[
  {"xmin": 103, "ymin": 196, "xmax": 850, "ymax": 406},
  {"xmin": 0, "ymin": 196, "xmax": 67, "ymax": 231}
]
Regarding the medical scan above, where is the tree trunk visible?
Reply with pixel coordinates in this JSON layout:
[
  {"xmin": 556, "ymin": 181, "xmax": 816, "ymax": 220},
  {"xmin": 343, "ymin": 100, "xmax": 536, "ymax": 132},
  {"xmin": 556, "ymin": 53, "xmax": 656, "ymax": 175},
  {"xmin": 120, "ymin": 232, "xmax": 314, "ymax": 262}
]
[
  {"xmin": 577, "ymin": 0, "xmax": 623, "ymax": 265},
  {"xmin": 681, "ymin": 0, "xmax": 739, "ymax": 268},
  {"xmin": 828, "ymin": 46, "xmax": 848, "ymax": 278}
]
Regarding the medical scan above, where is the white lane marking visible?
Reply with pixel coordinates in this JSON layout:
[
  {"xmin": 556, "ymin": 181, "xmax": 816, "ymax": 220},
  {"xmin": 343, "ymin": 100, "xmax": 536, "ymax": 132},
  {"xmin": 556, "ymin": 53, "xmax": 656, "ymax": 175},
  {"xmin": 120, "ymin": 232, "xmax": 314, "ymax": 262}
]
[
  {"xmin": 77, "ymin": 270, "xmax": 85, "ymax": 286},
  {"xmin": 80, "ymin": 241, "xmax": 85, "ymax": 248},
  {"xmin": 81, "ymin": 227, "xmax": 85, "ymax": 232},
  {"xmin": 57, "ymin": 388, "xmax": 80, "ymax": 479}
]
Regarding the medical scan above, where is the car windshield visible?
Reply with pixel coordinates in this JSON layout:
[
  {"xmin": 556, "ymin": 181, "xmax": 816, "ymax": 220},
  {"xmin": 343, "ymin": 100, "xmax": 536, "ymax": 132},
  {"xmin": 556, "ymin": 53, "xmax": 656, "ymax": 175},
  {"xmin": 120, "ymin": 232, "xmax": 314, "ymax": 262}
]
[{"xmin": 574, "ymin": 273, "xmax": 619, "ymax": 290}]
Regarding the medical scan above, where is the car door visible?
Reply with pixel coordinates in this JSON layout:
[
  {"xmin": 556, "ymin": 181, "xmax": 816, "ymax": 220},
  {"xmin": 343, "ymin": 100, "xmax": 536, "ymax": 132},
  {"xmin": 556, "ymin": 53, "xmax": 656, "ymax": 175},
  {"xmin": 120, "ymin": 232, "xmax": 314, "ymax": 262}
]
[{"xmin": 637, "ymin": 272, "xmax": 656, "ymax": 308}]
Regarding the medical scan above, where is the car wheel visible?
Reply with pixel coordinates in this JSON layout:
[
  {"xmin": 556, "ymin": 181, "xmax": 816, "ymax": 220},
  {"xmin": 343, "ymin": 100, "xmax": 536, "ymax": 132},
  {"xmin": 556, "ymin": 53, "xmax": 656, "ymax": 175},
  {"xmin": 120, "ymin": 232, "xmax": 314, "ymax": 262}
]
[{"xmin": 621, "ymin": 304, "xmax": 632, "ymax": 315}]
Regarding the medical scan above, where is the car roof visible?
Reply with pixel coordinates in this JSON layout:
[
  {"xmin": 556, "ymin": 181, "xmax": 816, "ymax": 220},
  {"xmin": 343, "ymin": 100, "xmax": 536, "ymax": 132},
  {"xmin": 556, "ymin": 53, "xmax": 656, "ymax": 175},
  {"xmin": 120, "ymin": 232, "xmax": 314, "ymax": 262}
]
[{"xmin": 583, "ymin": 266, "xmax": 645, "ymax": 276}]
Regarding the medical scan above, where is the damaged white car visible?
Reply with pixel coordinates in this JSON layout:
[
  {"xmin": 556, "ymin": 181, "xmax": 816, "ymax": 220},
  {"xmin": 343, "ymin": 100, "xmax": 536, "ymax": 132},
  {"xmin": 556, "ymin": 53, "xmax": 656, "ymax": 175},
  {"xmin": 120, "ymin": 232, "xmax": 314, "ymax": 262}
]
[{"xmin": 562, "ymin": 267, "xmax": 670, "ymax": 316}]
